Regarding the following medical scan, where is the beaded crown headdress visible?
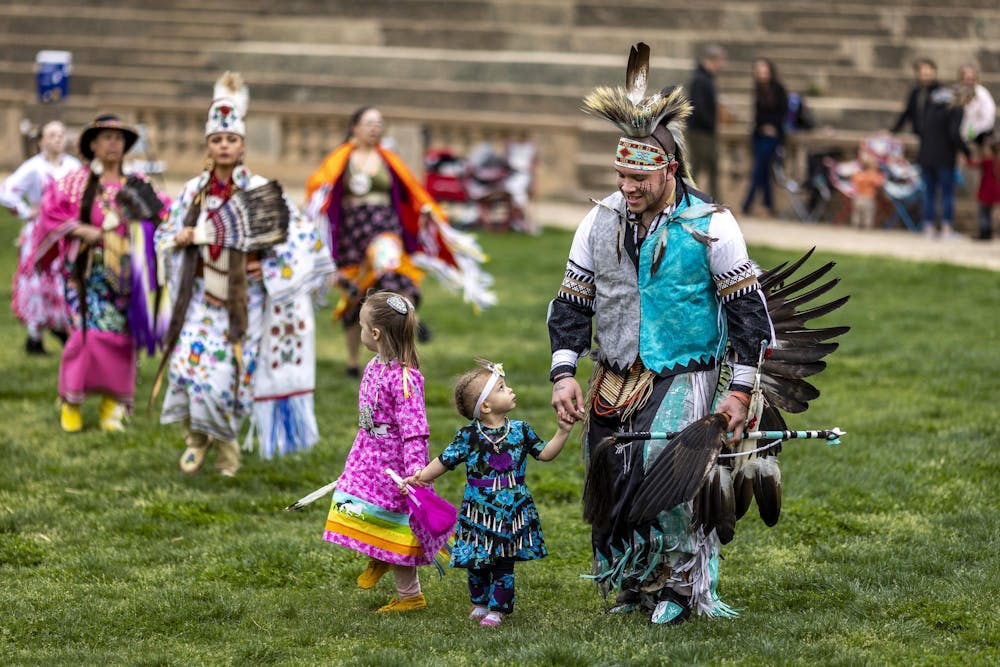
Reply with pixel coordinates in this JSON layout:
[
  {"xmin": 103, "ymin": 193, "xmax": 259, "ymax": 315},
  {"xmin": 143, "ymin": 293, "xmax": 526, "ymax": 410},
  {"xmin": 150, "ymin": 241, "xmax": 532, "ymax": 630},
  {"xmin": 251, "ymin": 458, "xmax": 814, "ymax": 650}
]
[{"xmin": 205, "ymin": 71, "xmax": 248, "ymax": 138}]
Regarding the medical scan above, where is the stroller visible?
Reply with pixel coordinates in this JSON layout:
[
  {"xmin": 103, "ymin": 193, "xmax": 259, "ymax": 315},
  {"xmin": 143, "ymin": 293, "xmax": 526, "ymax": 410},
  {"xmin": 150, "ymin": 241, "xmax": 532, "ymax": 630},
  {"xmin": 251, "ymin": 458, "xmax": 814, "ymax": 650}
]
[
  {"xmin": 424, "ymin": 142, "xmax": 534, "ymax": 232},
  {"xmin": 775, "ymin": 147, "xmax": 843, "ymax": 222}
]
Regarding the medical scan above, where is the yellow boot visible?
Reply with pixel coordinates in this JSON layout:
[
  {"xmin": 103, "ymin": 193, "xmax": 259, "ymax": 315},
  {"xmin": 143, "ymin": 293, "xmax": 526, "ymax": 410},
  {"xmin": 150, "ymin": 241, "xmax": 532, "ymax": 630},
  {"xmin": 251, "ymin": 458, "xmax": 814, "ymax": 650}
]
[
  {"xmin": 98, "ymin": 396, "xmax": 127, "ymax": 432},
  {"xmin": 357, "ymin": 559, "xmax": 392, "ymax": 589},
  {"xmin": 214, "ymin": 439, "xmax": 241, "ymax": 477},
  {"xmin": 60, "ymin": 402, "xmax": 83, "ymax": 433}
]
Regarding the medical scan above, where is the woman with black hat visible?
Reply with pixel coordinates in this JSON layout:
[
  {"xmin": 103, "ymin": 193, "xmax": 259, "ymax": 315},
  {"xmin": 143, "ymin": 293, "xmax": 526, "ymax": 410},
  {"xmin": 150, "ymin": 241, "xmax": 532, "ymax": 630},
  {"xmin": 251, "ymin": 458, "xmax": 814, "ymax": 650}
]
[{"xmin": 33, "ymin": 114, "xmax": 166, "ymax": 433}]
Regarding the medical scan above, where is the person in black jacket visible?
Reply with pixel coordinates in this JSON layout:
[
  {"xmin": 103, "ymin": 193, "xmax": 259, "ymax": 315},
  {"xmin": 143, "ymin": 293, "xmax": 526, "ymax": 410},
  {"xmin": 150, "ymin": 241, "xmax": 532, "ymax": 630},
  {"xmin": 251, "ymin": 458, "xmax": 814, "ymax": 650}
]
[
  {"xmin": 687, "ymin": 44, "xmax": 727, "ymax": 199},
  {"xmin": 741, "ymin": 58, "xmax": 788, "ymax": 217},
  {"xmin": 917, "ymin": 84, "xmax": 972, "ymax": 238},
  {"xmin": 891, "ymin": 58, "xmax": 941, "ymax": 138}
]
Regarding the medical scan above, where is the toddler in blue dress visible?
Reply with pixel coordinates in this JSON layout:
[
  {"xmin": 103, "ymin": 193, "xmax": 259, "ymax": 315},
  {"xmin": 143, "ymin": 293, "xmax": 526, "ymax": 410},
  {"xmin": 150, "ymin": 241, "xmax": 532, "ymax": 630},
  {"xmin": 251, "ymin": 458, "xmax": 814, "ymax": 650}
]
[{"xmin": 406, "ymin": 360, "xmax": 573, "ymax": 627}]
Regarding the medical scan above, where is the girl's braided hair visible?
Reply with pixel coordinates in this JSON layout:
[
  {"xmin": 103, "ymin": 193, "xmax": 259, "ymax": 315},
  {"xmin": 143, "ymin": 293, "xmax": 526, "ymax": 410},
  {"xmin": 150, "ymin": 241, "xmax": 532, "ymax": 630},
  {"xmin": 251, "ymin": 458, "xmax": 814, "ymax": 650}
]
[{"xmin": 453, "ymin": 368, "xmax": 492, "ymax": 420}]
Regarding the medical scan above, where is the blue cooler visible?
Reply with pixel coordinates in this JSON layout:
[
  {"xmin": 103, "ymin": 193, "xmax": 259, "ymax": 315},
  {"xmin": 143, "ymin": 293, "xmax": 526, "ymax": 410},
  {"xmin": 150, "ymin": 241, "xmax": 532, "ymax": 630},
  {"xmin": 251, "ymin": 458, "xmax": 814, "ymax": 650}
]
[{"xmin": 35, "ymin": 50, "xmax": 72, "ymax": 103}]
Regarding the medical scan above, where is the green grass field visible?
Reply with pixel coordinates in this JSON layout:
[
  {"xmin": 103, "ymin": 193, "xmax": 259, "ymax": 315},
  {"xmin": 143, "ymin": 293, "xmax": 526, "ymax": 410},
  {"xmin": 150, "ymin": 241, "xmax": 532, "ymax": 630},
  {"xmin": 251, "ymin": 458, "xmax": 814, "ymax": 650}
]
[{"xmin": 0, "ymin": 209, "xmax": 997, "ymax": 666}]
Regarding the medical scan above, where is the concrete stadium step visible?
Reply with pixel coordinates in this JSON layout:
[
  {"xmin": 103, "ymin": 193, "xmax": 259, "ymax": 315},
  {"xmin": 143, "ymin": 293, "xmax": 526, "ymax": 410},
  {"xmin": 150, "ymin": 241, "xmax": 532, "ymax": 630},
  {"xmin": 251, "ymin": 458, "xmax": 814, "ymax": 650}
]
[
  {"xmin": 0, "ymin": 4, "xmax": 243, "ymax": 41},
  {"xmin": 240, "ymin": 16, "xmax": 856, "ymax": 70},
  {"xmin": 0, "ymin": 34, "xmax": 212, "ymax": 70},
  {"xmin": 202, "ymin": 42, "xmax": 693, "ymax": 90},
  {"xmin": 16, "ymin": 0, "xmax": 572, "ymax": 24}
]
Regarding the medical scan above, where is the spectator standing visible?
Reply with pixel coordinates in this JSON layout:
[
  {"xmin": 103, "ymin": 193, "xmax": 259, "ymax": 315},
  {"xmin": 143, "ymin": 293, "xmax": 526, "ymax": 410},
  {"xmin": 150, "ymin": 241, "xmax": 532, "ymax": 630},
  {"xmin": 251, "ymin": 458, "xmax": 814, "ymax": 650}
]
[
  {"xmin": 957, "ymin": 64, "xmax": 996, "ymax": 146},
  {"xmin": 891, "ymin": 58, "xmax": 941, "ymax": 138},
  {"xmin": 916, "ymin": 85, "xmax": 971, "ymax": 238},
  {"xmin": 741, "ymin": 58, "xmax": 788, "ymax": 218},
  {"xmin": 686, "ymin": 44, "xmax": 727, "ymax": 199}
]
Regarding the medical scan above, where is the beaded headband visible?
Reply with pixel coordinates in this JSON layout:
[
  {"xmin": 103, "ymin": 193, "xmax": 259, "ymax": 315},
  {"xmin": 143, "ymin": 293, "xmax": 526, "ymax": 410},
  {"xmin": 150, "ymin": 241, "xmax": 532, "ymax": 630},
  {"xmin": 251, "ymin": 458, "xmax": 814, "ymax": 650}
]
[
  {"xmin": 472, "ymin": 360, "xmax": 505, "ymax": 420},
  {"xmin": 615, "ymin": 137, "xmax": 673, "ymax": 171}
]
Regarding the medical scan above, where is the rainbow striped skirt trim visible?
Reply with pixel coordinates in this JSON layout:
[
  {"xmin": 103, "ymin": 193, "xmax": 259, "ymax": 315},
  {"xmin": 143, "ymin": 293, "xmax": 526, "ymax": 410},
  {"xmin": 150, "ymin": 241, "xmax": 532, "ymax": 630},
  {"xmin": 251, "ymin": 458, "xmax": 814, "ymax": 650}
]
[{"xmin": 324, "ymin": 489, "xmax": 424, "ymax": 565}]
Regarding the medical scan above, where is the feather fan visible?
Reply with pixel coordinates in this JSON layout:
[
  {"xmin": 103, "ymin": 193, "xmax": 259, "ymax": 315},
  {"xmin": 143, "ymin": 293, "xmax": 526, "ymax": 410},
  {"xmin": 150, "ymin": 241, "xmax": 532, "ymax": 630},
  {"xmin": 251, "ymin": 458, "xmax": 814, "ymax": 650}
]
[
  {"xmin": 626, "ymin": 413, "xmax": 729, "ymax": 525},
  {"xmin": 116, "ymin": 176, "xmax": 164, "ymax": 222},
  {"xmin": 194, "ymin": 181, "xmax": 289, "ymax": 252}
]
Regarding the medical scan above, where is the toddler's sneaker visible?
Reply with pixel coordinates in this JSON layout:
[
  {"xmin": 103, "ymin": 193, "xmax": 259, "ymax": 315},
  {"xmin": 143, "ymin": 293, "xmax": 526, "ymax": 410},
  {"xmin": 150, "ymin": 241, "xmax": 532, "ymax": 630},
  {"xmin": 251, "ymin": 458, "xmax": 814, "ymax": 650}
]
[
  {"xmin": 469, "ymin": 605, "xmax": 489, "ymax": 620},
  {"xmin": 480, "ymin": 612, "xmax": 503, "ymax": 627}
]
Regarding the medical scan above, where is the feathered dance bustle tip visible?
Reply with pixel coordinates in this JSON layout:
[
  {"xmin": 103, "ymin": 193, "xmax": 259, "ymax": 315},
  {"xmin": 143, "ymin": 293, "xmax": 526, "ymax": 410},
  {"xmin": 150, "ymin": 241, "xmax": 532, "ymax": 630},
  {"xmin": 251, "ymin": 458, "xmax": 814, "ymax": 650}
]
[
  {"xmin": 213, "ymin": 71, "xmax": 249, "ymax": 116},
  {"xmin": 582, "ymin": 436, "xmax": 620, "ymax": 532},
  {"xmin": 626, "ymin": 413, "xmax": 729, "ymax": 526}
]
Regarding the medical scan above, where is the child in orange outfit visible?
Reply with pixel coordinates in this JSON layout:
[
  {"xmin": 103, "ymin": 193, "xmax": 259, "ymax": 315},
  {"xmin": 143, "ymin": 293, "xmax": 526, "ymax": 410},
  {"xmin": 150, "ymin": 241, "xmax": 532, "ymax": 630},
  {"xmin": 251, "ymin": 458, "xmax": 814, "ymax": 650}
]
[{"xmin": 851, "ymin": 153, "xmax": 886, "ymax": 230}]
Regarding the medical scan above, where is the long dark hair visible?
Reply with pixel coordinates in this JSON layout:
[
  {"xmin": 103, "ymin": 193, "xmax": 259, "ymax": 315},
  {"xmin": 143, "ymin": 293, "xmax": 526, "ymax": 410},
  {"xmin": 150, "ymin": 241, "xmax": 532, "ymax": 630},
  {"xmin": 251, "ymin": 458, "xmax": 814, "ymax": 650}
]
[
  {"xmin": 753, "ymin": 58, "xmax": 783, "ymax": 106},
  {"xmin": 69, "ymin": 169, "xmax": 103, "ymax": 337}
]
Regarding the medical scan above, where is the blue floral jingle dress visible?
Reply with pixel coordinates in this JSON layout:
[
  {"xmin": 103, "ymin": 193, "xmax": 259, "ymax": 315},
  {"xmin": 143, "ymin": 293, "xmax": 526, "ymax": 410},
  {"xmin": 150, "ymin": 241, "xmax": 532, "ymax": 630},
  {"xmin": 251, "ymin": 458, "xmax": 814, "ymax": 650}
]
[{"xmin": 438, "ymin": 419, "xmax": 549, "ymax": 569}]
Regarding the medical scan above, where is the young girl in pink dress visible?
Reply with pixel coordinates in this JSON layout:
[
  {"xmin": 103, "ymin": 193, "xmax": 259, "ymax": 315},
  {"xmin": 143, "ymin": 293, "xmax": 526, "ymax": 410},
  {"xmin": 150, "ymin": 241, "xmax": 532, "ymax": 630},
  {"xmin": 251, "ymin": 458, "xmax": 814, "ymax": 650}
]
[{"xmin": 322, "ymin": 290, "xmax": 444, "ymax": 612}]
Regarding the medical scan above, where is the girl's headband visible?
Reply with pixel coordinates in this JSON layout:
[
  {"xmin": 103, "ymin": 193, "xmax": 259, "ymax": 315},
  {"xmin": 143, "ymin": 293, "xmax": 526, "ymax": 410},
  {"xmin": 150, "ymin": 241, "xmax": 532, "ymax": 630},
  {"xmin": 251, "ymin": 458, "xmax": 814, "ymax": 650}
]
[{"xmin": 472, "ymin": 360, "xmax": 505, "ymax": 420}]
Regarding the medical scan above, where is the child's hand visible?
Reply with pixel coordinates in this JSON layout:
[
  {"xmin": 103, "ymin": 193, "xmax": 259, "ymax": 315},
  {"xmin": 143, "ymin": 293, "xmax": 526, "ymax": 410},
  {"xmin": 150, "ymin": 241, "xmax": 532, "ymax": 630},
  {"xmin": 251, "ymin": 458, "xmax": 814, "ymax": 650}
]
[
  {"xmin": 557, "ymin": 417, "xmax": 575, "ymax": 433},
  {"xmin": 403, "ymin": 470, "xmax": 431, "ymax": 488}
]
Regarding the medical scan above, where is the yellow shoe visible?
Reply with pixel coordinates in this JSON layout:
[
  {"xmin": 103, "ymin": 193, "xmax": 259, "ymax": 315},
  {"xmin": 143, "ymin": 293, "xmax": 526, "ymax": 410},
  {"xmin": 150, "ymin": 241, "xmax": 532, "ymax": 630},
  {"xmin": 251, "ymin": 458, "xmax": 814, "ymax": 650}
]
[
  {"xmin": 376, "ymin": 594, "xmax": 427, "ymax": 613},
  {"xmin": 98, "ymin": 397, "xmax": 127, "ymax": 432},
  {"xmin": 356, "ymin": 559, "xmax": 392, "ymax": 589},
  {"xmin": 60, "ymin": 402, "xmax": 82, "ymax": 433}
]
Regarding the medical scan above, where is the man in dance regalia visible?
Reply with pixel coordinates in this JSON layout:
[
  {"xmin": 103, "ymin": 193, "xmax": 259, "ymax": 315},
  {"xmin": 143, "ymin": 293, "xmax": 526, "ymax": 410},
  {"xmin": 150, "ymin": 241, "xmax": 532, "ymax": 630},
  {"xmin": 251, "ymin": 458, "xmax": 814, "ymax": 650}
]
[{"xmin": 550, "ymin": 41, "xmax": 820, "ymax": 624}]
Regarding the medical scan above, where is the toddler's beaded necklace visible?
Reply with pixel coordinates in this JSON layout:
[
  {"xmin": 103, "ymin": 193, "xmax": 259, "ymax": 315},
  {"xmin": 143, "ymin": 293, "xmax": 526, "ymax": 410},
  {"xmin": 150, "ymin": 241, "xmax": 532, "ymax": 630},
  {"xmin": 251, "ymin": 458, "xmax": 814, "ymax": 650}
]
[{"xmin": 476, "ymin": 418, "xmax": 510, "ymax": 453}]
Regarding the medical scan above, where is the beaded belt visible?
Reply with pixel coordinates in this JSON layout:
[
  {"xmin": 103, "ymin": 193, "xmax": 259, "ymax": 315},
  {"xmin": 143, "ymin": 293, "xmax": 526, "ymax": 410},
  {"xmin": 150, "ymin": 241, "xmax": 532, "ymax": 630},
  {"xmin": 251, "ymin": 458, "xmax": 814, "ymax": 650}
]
[{"xmin": 468, "ymin": 475, "xmax": 524, "ymax": 489}]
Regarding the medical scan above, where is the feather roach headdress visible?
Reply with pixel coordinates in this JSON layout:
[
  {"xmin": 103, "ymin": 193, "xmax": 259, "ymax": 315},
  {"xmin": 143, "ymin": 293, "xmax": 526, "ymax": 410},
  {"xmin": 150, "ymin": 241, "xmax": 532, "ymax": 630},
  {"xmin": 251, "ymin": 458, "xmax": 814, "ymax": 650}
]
[{"xmin": 582, "ymin": 43, "xmax": 694, "ymax": 182}]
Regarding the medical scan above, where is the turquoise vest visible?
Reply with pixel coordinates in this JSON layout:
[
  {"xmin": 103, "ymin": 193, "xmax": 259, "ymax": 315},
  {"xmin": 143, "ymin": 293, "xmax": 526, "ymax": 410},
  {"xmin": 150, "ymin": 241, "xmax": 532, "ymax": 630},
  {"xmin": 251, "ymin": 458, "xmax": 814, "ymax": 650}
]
[{"xmin": 637, "ymin": 193, "xmax": 725, "ymax": 374}]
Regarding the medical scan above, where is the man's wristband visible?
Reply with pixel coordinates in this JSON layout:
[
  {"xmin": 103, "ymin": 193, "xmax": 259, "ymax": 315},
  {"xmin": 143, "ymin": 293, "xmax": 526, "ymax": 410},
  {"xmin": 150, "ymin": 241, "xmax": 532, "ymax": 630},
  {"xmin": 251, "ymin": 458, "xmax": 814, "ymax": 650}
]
[
  {"xmin": 729, "ymin": 390, "xmax": 751, "ymax": 408},
  {"xmin": 550, "ymin": 365, "xmax": 576, "ymax": 383}
]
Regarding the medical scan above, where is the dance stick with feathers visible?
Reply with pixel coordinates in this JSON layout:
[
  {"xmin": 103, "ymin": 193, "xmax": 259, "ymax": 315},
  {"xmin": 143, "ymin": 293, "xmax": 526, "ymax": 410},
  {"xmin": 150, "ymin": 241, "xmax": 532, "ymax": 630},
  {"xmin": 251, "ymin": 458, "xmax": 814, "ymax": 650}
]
[{"xmin": 610, "ymin": 426, "xmax": 845, "ymax": 446}]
